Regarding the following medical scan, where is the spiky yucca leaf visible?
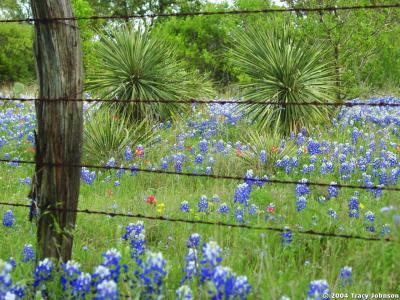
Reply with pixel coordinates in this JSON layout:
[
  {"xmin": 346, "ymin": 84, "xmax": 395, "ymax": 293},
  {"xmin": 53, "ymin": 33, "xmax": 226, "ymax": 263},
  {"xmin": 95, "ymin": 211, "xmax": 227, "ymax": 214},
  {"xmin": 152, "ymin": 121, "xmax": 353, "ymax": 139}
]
[
  {"xmin": 83, "ymin": 107, "xmax": 151, "ymax": 162},
  {"xmin": 87, "ymin": 26, "xmax": 214, "ymax": 122},
  {"xmin": 231, "ymin": 25, "xmax": 336, "ymax": 135}
]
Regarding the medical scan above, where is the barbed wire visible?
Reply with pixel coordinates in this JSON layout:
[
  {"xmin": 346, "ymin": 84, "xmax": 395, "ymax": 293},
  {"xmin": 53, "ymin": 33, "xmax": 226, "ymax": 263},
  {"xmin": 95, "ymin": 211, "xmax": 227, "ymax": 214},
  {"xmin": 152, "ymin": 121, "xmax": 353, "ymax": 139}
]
[
  {"xmin": 0, "ymin": 201, "xmax": 393, "ymax": 242},
  {"xmin": 1, "ymin": 96, "xmax": 400, "ymax": 107},
  {"xmin": 0, "ymin": 3, "xmax": 399, "ymax": 24},
  {"xmin": 0, "ymin": 158, "xmax": 398, "ymax": 192}
]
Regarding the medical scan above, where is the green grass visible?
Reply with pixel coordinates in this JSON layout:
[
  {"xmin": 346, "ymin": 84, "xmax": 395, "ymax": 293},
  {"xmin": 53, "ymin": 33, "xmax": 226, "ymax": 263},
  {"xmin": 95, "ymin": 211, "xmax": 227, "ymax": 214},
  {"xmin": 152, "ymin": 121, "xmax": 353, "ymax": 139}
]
[{"xmin": 0, "ymin": 106, "xmax": 399, "ymax": 299}]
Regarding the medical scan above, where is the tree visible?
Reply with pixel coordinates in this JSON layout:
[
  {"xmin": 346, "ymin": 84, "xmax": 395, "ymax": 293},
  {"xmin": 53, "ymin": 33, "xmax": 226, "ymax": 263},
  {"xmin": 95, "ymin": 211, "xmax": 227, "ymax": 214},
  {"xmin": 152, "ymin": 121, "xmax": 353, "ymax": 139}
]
[
  {"xmin": 0, "ymin": 23, "xmax": 35, "ymax": 84},
  {"xmin": 31, "ymin": 0, "xmax": 83, "ymax": 261}
]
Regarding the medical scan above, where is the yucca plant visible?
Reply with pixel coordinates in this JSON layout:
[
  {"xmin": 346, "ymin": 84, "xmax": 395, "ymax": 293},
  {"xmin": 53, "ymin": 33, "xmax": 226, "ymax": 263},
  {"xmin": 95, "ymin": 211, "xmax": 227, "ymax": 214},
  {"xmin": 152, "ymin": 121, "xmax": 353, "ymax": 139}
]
[
  {"xmin": 83, "ymin": 107, "xmax": 151, "ymax": 162},
  {"xmin": 87, "ymin": 26, "xmax": 214, "ymax": 123},
  {"xmin": 231, "ymin": 24, "xmax": 336, "ymax": 135}
]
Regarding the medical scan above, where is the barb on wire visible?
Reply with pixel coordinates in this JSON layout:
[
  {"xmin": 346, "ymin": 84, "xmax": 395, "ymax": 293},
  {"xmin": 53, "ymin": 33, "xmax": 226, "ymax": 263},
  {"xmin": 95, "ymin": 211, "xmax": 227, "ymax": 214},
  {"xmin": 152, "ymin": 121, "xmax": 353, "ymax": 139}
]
[
  {"xmin": 0, "ymin": 158, "xmax": 398, "ymax": 192},
  {"xmin": 1, "ymin": 96, "xmax": 400, "ymax": 107},
  {"xmin": 0, "ymin": 201, "xmax": 394, "ymax": 242},
  {"xmin": 0, "ymin": 4, "xmax": 399, "ymax": 24}
]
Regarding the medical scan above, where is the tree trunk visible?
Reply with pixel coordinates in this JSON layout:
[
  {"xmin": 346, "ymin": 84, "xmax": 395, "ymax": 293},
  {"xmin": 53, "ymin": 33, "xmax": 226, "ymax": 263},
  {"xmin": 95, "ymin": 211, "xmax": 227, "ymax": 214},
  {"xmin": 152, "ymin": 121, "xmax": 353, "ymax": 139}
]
[{"xmin": 31, "ymin": 0, "xmax": 83, "ymax": 261}]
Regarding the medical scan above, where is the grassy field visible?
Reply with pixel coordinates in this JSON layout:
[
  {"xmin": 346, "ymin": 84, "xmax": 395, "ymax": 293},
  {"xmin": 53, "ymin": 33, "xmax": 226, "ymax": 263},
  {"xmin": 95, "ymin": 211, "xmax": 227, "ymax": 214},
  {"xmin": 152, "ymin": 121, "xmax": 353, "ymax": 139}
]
[{"xmin": 0, "ymin": 99, "xmax": 399, "ymax": 299}]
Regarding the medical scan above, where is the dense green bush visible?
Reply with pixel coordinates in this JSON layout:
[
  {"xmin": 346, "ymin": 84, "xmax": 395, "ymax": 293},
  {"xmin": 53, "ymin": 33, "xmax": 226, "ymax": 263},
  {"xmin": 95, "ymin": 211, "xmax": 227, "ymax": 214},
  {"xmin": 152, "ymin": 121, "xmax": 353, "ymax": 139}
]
[{"xmin": 0, "ymin": 23, "xmax": 35, "ymax": 84}]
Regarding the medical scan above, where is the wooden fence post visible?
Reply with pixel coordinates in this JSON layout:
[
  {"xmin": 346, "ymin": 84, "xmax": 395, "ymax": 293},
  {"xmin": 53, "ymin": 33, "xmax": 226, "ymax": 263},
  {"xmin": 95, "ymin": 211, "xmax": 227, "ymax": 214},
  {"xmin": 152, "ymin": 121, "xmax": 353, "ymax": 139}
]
[{"xmin": 31, "ymin": 0, "xmax": 83, "ymax": 261}]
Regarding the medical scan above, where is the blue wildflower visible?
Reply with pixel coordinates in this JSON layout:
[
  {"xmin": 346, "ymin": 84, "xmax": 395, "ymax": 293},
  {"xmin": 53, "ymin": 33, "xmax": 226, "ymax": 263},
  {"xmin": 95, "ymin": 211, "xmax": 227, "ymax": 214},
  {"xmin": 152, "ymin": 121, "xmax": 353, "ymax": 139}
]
[
  {"xmin": 2, "ymin": 210, "xmax": 14, "ymax": 227},
  {"xmin": 217, "ymin": 203, "xmax": 229, "ymax": 214},
  {"xmin": 339, "ymin": 266, "xmax": 352, "ymax": 286},
  {"xmin": 234, "ymin": 183, "xmax": 251, "ymax": 207},
  {"xmin": 22, "ymin": 244, "xmax": 34, "ymax": 263},
  {"xmin": 296, "ymin": 196, "xmax": 307, "ymax": 212},
  {"xmin": 180, "ymin": 201, "xmax": 190, "ymax": 213},
  {"xmin": 198, "ymin": 195, "xmax": 208, "ymax": 212},
  {"xmin": 327, "ymin": 182, "xmax": 339, "ymax": 199},
  {"xmin": 95, "ymin": 279, "xmax": 117, "ymax": 300},
  {"xmin": 176, "ymin": 285, "xmax": 193, "ymax": 300},
  {"xmin": 282, "ymin": 227, "xmax": 292, "ymax": 245},
  {"xmin": 260, "ymin": 150, "xmax": 267, "ymax": 164},
  {"xmin": 295, "ymin": 179, "xmax": 310, "ymax": 197},
  {"xmin": 124, "ymin": 146, "xmax": 133, "ymax": 161},
  {"xmin": 33, "ymin": 258, "xmax": 54, "ymax": 288},
  {"xmin": 307, "ymin": 279, "xmax": 330, "ymax": 300},
  {"xmin": 187, "ymin": 233, "xmax": 201, "ymax": 249}
]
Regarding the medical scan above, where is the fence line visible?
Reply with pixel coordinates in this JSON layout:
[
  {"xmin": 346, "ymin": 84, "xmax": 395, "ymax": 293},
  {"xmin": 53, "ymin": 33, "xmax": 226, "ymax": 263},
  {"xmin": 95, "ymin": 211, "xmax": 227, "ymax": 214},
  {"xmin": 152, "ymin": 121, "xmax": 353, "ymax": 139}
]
[
  {"xmin": 0, "ymin": 3, "xmax": 399, "ymax": 24},
  {"xmin": 0, "ymin": 158, "xmax": 397, "ymax": 192},
  {"xmin": 0, "ymin": 201, "xmax": 393, "ymax": 242},
  {"xmin": 1, "ymin": 96, "xmax": 400, "ymax": 107}
]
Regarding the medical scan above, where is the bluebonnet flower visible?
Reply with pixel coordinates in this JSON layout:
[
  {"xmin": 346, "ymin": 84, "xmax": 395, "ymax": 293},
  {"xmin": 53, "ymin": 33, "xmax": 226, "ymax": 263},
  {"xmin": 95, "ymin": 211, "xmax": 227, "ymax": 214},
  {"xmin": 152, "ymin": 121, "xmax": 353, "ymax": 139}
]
[
  {"xmin": 187, "ymin": 233, "xmax": 201, "ymax": 249},
  {"xmin": 308, "ymin": 140, "xmax": 322, "ymax": 155},
  {"xmin": 105, "ymin": 157, "xmax": 116, "ymax": 168},
  {"xmin": 175, "ymin": 160, "xmax": 183, "ymax": 173},
  {"xmin": 129, "ymin": 164, "xmax": 138, "ymax": 176},
  {"xmin": 180, "ymin": 201, "xmax": 190, "ymax": 213},
  {"xmin": 307, "ymin": 279, "xmax": 330, "ymax": 300},
  {"xmin": 102, "ymin": 249, "xmax": 122, "ymax": 282},
  {"xmin": 176, "ymin": 285, "xmax": 193, "ymax": 300},
  {"xmin": 209, "ymin": 266, "xmax": 237, "ymax": 299},
  {"xmin": 122, "ymin": 221, "xmax": 146, "ymax": 262},
  {"xmin": 281, "ymin": 227, "xmax": 292, "ymax": 245},
  {"xmin": 211, "ymin": 195, "xmax": 220, "ymax": 203},
  {"xmin": 348, "ymin": 195, "xmax": 359, "ymax": 218},
  {"xmin": 295, "ymin": 179, "xmax": 310, "ymax": 197},
  {"xmin": 19, "ymin": 177, "xmax": 31, "ymax": 185},
  {"xmin": 124, "ymin": 146, "xmax": 133, "ymax": 161},
  {"xmin": 182, "ymin": 248, "xmax": 198, "ymax": 284},
  {"xmin": 95, "ymin": 279, "xmax": 117, "ymax": 300},
  {"xmin": 71, "ymin": 273, "xmax": 91, "ymax": 298},
  {"xmin": 92, "ymin": 266, "xmax": 111, "ymax": 286},
  {"xmin": 61, "ymin": 260, "xmax": 81, "ymax": 291},
  {"xmin": 208, "ymin": 156, "xmax": 215, "ymax": 166},
  {"xmin": 217, "ymin": 203, "xmax": 229, "ymax": 214},
  {"xmin": 2, "ymin": 210, "xmax": 14, "ymax": 227},
  {"xmin": 248, "ymin": 204, "xmax": 257, "ymax": 216},
  {"xmin": 33, "ymin": 258, "xmax": 54, "ymax": 288},
  {"xmin": 161, "ymin": 159, "xmax": 168, "ymax": 170},
  {"xmin": 22, "ymin": 244, "xmax": 34, "ymax": 263},
  {"xmin": 234, "ymin": 207, "xmax": 244, "ymax": 223},
  {"xmin": 339, "ymin": 266, "xmax": 352, "ymax": 286},
  {"xmin": 244, "ymin": 170, "xmax": 254, "ymax": 187},
  {"xmin": 200, "ymin": 241, "xmax": 222, "ymax": 282},
  {"xmin": 139, "ymin": 251, "xmax": 167, "ymax": 297},
  {"xmin": 364, "ymin": 211, "xmax": 375, "ymax": 232},
  {"xmin": 81, "ymin": 167, "xmax": 96, "ymax": 185},
  {"xmin": 234, "ymin": 183, "xmax": 251, "ymax": 207},
  {"xmin": 328, "ymin": 209, "xmax": 338, "ymax": 219},
  {"xmin": 0, "ymin": 260, "xmax": 13, "ymax": 299},
  {"xmin": 327, "ymin": 182, "xmax": 339, "ymax": 199},
  {"xmin": 199, "ymin": 139, "xmax": 208, "ymax": 153},
  {"xmin": 5, "ymin": 258, "xmax": 15, "ymax": 271},
  {"xmin": 205, "ymin": 166, "xmax": 212, "ymax": 175},
  {"xmin": 113, "ymin": 181, "xmax": 120, "ymax": 187},
  {"xmin": 194, "ymin": 154, "xmax": 203, "ymax": 164},
  {"xmin": 234, "ymin": 275, "xmax": 252, "ymax": 299},
  {"xmin": 115, "ymin": 167, "xmax": 126, "ymax": 178},
  {"xmin": 198, "ymin": 195, "xmax": 208, "ymax": 212},
  {"xmin": 260, "ymin": 150, "xmax": 267, "ymax": 164},
  {"xmin": 296, "ymin": 196, "xmax": 307, "ymax": 212}
]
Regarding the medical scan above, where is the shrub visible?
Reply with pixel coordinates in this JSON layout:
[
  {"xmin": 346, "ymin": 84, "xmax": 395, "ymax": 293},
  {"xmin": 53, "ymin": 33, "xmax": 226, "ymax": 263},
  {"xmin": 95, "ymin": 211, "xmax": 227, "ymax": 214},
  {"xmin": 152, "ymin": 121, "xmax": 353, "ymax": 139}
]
[
  {"xmin": 87, "ymin": 26, "xmax": 214, "ymax": 123},
  {"xmin": 230, "ymin": 24, "xmax": 335, "ymax": 135}
]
